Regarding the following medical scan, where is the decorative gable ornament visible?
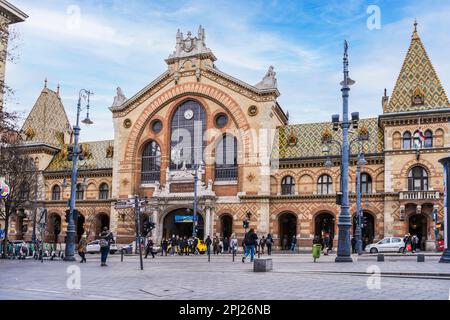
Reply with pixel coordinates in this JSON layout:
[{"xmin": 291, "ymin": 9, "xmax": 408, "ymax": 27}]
[
  {"xmin": 412, "ymin": 86, "xmax": 425, "ymax": 106},
  {"xmin": 24, "ymin": 127, "xmax": 35, "ymax": 140},
  {"xmin": 106, "ymin": 145, "xmax": 114, "ymax": 158},
  {"xmin": 321, "ymin": 128, "xmax": 333, "ymax": 144},
  {"xmin": 287, "ymin": 133, "xmax": 298, "ymax": 147}
]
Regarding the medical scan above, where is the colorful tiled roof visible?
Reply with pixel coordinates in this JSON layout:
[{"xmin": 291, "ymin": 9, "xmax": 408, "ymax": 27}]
[
  {"xmin": 384, "ymin": 23, "xmax": 449, "ymax": 114},
  {"xmin": 20, "ymin": 86, "xmax": 71, "ymax": 148},
  {"xmin": 46, "ymin": 140, "xmax": 114, "ymax": 172},
  {"xmin": 272, "ymin": 118, "xmax": 383, "ymax": 160}
]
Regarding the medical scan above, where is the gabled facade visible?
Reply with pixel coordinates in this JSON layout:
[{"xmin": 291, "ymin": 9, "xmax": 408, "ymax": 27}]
[{"xmin": 11, "ymin": 22, "xmax": 449, "ymax": 251}]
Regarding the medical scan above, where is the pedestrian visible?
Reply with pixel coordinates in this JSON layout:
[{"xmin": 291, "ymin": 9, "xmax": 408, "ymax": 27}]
[
  {"xmin": 223, "ymin": 237, "xmax": 229, "ymax": 253},
  {"xmin": 290, "ymin": 235, "xmax": 296, "ymax": 252},
  {"xmin": 411, "ymin": 234, "xmax": 419, "ymax": 253},
  {"xmin": 77, "ymin": 234, "xmax": 87, "ymax": 263},
  {"xmin": 259, "ymin": 236, "xmax": 266, "ymax": 255},
  {"xmin": 161, "ymin": 238, "xmax": 168, "ymax": 256},
  {"xmin": 219, "ymin": 238, "xmax": 223, "ymax": 254},
  {"xmin": 193, "ymin": 237, "xmax": 199, "ymax": 254},
  {"xmin": 323, "ymin": 232, "xmax": 330, "ymax": 255},
  {"xmin": 351, "ymin": 236, "xmax": 357, "ymax": 254},
  {"xmin": 242, "ymin": 228, "xmax": 258, "ymax": 263},
  {"xmin": 282, "ymin": 236, "xmax": 288, "ymax": 250},
  {"xmin": 213, "ymin": 236, "xmax": 219, "ymax": 255},
  {"xmin": 230, "ymin": 235, "xmax": 238, "ymax": 256},
  {"xmin": 266, "ymin": 233, "xmax": 273, "ymax": 255},
  {"xmin": 179, "ymin": 236, "xmax": 185, "ymax": 256},
  {"xmin": 403, "ymin": 233, "xmax": 412, "ymax": 253},
  {"xmin": 145, "ymin": 237, "xmax": 155, "ymax": 259},
  {"xmin": 205, "ymin": 235, "xmax": 212, "ymax": 256},
  {"xmin": 99, "ymin": 227, "xmax": 114, "ymax": 267}
]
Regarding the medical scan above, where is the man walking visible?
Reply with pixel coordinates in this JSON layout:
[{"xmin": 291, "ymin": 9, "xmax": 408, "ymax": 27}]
[
  {"xmin": 205, "ymin": 235, "xmax": 212, "ymax": 256},
  {"xmin": 242, "ymin": 228, "xmax": 258, "ymax": 263},
  {"xmin": 100, "ymin": 227, "xmax": 114, "ymax": 267},
  {"xmin": 145, "ymin": 237, "xmax": 155, "ymax": 259},
  {"xmin": 266, "ymin": 233, "xmax": 273, "ymax": 255}
]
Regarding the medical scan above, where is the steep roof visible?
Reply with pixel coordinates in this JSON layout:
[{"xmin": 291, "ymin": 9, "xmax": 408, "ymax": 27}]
[
  {"xmin": 46, "ymin": 140, "xmax": 114, "ymax": 172},
  {"xmin": 20, "ymin": 86, "xmax": 71, "ymax": 148},
  {"xmin": 384, "ymin": 22, "xmax": 450, "ymax": 114},
  {"xmin": 272, "ymin": 118, "xmax": 384, "ymax": 160}
]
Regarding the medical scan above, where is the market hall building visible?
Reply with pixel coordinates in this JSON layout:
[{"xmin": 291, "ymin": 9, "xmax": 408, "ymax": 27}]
[{"xmin": 9, "ymin": 23, "xmax": 449, "ymax": 251}]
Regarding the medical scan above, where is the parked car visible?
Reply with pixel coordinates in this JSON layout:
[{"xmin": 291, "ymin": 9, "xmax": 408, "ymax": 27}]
[
  {"xmin": 120, "ymin": 242, "xmax": 161, "ymax": 254},
  {"xmin": 86, "ymin": 240, "xmax": 118, "ymax": 254},
  {"xmin": 120, "ymin": 243, "xmax": 133, "ymax": 254},
  {"xmin": 365, "ymin": 237, "xmax": 405, "ymax": 254}
]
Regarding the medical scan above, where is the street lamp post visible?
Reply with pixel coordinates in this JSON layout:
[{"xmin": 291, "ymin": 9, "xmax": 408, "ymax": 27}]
[
  {"xmin": 64, "ymin": 89, "xmax": 93, "ymax": 261},
  {"xmin": 438, "ymin": 157, "xmax": 450, "ymax": 263},
  {"xmin": 335, "ymin": 40, "xmax": 355, "ymax": 263}
]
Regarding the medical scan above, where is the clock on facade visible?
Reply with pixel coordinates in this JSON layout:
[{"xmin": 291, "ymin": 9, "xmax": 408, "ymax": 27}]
[{"xmin": 184, "ymin": 109, "xmax": 194, "ymax": 120}]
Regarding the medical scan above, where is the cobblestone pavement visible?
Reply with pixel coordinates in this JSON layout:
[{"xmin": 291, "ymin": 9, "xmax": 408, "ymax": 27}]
[{"xmin": 1, "ymin": 253, "xmax": 449, "ymax": 300}]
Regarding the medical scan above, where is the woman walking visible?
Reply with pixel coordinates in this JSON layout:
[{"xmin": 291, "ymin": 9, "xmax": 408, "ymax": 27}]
[
  {"xmin": 100, "ymin": 227, "xmax": 114, "ymax": 267},
  {"xmin": 77, "ymin": 235, "xmax": 87, "ymax": 263}
]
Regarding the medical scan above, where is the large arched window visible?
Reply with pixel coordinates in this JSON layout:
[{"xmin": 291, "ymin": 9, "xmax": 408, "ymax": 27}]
[
  {"xmin": 281, "ymin": 176, "xmax": 295, "ymax": 195},
  {"xmin": 408, "ymin": 166, "xmax": 428, "ymax": 191},
  {"xmin": 215, "ymin": 134, "xmax": 238, "ymax": 181},
  {"xmin": 403, "ymin": 131, "xmax": 411, "ymax": 149},
  {"xmin": 170, "ymin": 100, "xmax": 207, "ymax": 170},
  {"xmin": 99, "ymin": 183, "xmax": 109, "ymax": 200},
  {"xmin": 318, "ymin": 175, "xmax": 333, "ymax": 195},
  {"xmin": 424, "ymin": 130, "xmax": 433, "ymax": 148},
  {"xmin": 141, "ymin": 140, "xmax": 161, "ymax": 184},
  {"xmin": 76, "ymin": 183, "xmax": 84, "ymax": 200},
  {"xmin": 51, "ymin": 185, "xmax": 61, "ymax": 201},
  {"xmin": 360, "ymin": 173, "xmax": 372, "ymax": 194}
]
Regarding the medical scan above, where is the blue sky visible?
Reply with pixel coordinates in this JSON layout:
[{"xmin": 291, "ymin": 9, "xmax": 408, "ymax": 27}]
[{"xmin": 6, "ymin": 0, "xmax": 450, "ymax": 141}]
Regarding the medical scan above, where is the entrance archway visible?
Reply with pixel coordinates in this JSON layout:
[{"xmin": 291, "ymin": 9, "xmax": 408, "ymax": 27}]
[
  {"xmin": 95, "ymin": 213, "xmax": 110, "ymax": 238},
  {"xmin": 353, "ymin": 212, "xmax": 375, "ymax": 249},
  {"xmin": 409, "ymin": 214, "xmax": 427, "ymax": 251},
  {"xmin": 162, "ymin": 209, "xmax": 204, "ymax": 239},
  {"xmin": 278, "ymin": 212, "xmax": 297, "ymax": 250},
  {"xmin": 315, "ymin": 212, "xmax": 335, "ymax": 243},
  {"xmin": 47, "ymin": 213, "xmax": 61, "ymax": 243},
  {"xmin": 220, "ymin": 214, "xmax": 233, "ymax": 239},
  {"xmin": 75, "ymin": 213, "xmax": 85, "ymax": 243}
]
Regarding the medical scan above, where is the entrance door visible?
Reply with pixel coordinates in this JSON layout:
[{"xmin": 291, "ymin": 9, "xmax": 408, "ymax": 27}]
[
  {"xmin": 279, "ymin": 212, "xmax": 297, "ymax": 250},
  {"xmin": 220, "ymin": 215, "xmax": 233, "ymax": 239},
  {"xmin": 315, "ymin": 212, "xmax": 335, "ymax": 244},
  {"xmin": 353, "ymin": 212, "xmax": 375, "ymax": 248},
  {"xmin": 163, "ymin": 209, "xmax": 204, "ymax": 239},
  {"xmin": 409, "ymin": 214, "xmax": 427, "ymax": 251}
]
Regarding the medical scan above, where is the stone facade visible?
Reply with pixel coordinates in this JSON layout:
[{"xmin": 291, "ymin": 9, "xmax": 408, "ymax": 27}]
[{"xmin": 10, "ymin": 23, "xmax": 449, "ymax": 251}]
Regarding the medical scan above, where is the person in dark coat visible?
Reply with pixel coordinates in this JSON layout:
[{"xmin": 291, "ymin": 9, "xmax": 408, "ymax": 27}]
[
  {"xmin": 145, "ymin": 237, "xmax": 155, "ymax": 259},
  {"xmin": 223, "ymin": 237, "xmax": 229, "ymax": 253},
  {"xmin": 161, "ymin": 238, "xmax": 168, "ymax": 256},
  {"xmin": 205, "ymin": 235, "xmax": 212, "ymax": 256},
  {"xmin": 351, "ymin": 236, "xmax": 357, "ymax": 254},
  {"xmin": 259, "ymin": 236, "xmax": 266, "ymax": 255},
  {"xmin": 242, "ymin": 228, "xmax": 258, "ymax": 263},
  {"xmin": 266, "ymin": 234, "xmax": 273, "ymax": 255},
  {"xmin": 100, "ymin": 227, "xmax": 114, "ymax": 267}
]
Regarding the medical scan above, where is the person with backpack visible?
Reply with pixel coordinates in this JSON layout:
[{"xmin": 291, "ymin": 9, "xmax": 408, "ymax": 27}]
[
  {"xmin": 266, "ymin": 234, "xmax": 274, "ymax": 255},
  {"xmin": 242, "ymin": 228, "xmax": 258, "ymax": 263},
  {"xmin": 100, "ymin": 227, "xmax": 114, "ymax": 266}
]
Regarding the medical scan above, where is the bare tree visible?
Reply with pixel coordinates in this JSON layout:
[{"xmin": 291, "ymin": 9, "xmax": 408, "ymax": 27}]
[
  {"xmin": 0, "ymin": 141, "xmax": 38, "ymax": 258},
  {"xmin": 0, "ymin": 20, "xmax": 20, "ymax": 107}
]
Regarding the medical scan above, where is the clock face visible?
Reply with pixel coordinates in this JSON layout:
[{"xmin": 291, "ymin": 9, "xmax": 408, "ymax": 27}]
[{"xmin": 184, "ymin": 109, "xmax": 194, "ymax": 120}]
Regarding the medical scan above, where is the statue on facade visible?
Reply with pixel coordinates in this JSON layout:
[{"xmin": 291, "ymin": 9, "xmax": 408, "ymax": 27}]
[
  {"xmin": 111, "ymin": 87, "xmax": 127, "ymax": 108},
  {"xmin": 255, "ymin": 66, "xmax": 278, "ymax": 89}
]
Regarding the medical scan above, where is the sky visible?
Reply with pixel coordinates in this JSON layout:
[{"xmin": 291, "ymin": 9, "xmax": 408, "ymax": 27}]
[{"xmin": 5, "ymin": 0, "xmax": 450, "ymax": 141}]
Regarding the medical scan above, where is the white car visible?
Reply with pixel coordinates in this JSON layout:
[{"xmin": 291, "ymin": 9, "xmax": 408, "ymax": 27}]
[
  {"xmin": 365, "ymin": 237, "xmax": 405, "ymax": 254},
  {"xmin": 86, "ymin": 240, "xmax": 118, "ymax": 254}
]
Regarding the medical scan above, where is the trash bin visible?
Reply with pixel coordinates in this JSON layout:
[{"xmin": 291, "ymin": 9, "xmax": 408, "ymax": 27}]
[{"xmin": 312, "ymin": 244, "xmax": 322, "ymax": 262}]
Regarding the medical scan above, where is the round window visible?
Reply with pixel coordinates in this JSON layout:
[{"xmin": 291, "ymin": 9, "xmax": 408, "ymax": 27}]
[
  {"xmin": 151, "ymin": 120, "xmax": 163, "ymax": 133},
  {"xmin": 215, "ymin": 113, "xmax": 228, "ymax": 129}
]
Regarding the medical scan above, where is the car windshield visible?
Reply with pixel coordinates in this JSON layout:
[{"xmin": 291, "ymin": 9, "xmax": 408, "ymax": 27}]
[{"xmin": 378, "ymin": 238, "xmax": 390, "ymax": 244}]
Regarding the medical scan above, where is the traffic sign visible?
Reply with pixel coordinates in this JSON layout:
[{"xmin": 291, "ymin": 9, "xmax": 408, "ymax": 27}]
[{"xmin": 114, "ymin": 199, "xmax": 135, "ymax": 210}]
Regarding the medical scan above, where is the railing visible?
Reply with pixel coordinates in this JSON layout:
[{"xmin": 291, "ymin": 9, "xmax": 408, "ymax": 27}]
[
  {"xmin": 215, "ymin": 166, "xmax": 237, "ymax": 181},
  {"xmin": 141, "ymin": 171, "xmax": 160, "ymax": 184},
  {"xmin": 399, "ymin": 190, "xmax": 440, "ymax": 200}
]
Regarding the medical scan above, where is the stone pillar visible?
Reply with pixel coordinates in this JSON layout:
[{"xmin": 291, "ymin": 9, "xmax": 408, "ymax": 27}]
[
  {"xmin": 210, "ymin": 207, "xmax": 215, "ymax": 237},
  {"xmin": 205, "ymin": 207, "xmax": 211, "ymax": 239},
  {"xmin": 258, "ymin": 199, "xmax": 270, "ymax": 234},
  {"xmin": 152, "ymin": 210, "xmax": 158, "ymax": 243}
]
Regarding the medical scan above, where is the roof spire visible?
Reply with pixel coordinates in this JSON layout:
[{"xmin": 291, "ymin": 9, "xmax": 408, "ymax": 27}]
[
  {"xmin": 44, "ymin": 78, "xmax": 48, "ymax": 88},
  {"xmin": 57, "ymin": 84, "xmax": 60, "ymax": 96},
  {"xmin": 412, "ymin": 19, "xmax": 419, "ymax": 39}
]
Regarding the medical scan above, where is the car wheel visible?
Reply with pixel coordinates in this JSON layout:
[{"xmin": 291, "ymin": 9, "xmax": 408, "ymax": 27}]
[
  {"xmin": 370, "ymin": 248, "xmax": 378, "ymax": 254},
  {"xmin": 398, "ymin": 247, "xmax": 404, "ymax": 253}
]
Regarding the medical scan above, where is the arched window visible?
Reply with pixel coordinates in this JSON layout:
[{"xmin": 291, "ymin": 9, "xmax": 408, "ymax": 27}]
[
  {"xmin": 99, "ymin": 183, "xmax": 109, "ymax": 200},
  {"xmin": 360, "ymin": 173, "xmax": 372, "ymax": 194},
  {"xmin": 215, "ymin": 134, "xmax": 238, "ymax": 181},
  {"xmin": 76, "ymin": 183, "xmax": 84, "ymax": 200},
  {"xmin": 141, "ymin": 140, "xmax": 161, "ymax": 184},
  {"xmin": 424, "ymin": 130, "xmax": 433, "ymax": 148},
  {"xmin": 51, "ymin": 185, "xmax": 61, "ymax": 201},
  {"xmin": 318, "ymin": 175, "xmax": 333, "ymax": 195},
  {"xmin": 408, "ymin": 166, "xmax": 428, "ymax": 191},
  {"xmin": 403, "ymin": 131, "xmax": 411, "ymax": 149},
  {"xmin": 281, "ymin": 176, "xmax": 295, "ymax": 195},
  {"xmin": 170, "ymin": 100, "xmax": 207, "ymax": 170}
]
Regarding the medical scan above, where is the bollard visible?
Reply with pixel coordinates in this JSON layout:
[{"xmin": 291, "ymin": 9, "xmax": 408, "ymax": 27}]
[
  {"xmin": 377, "ymin": 253, "xmax": 384, "ymax": 262},
  {"xmin": 208, "ymin": 249, "xmax": 211, "ymax": 263},
  {"xmin": 232, "ymin": 247, "xmax": 235, "ymax": 262},
  {"xmin": 417, "ymin": 254, "xmax": 425, "ymax": 262}
]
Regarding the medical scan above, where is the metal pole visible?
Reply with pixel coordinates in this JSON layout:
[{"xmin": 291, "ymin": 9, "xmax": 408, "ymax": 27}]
[
  {"xmin": 336, "ymin": 41, "xmax": 353, "ymax": 263},
  {"xmin": 31, "ymin": 165, "xmax": 38, "ymax": 243},
  {"xmin": 438, "ymin": 157, "xmax": 450, "ymax": 263},
  {"xmin": 64, "ymin": 96, "xmax": 82, "ymax": 262},
  {"xmin": 355, "ymin": 153, "xmax": 363, "ymax": 255},
  {"xmin": 193, "ymin": 164, "xmax": 198, "ymax": 237},
  {"xmin": 135, "ymin": 195, "xmax": 144, "ymax": 270}
]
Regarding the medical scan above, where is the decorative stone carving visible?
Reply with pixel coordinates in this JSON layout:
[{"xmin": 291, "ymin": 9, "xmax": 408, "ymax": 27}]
[
  {"xmin": 123, "ymin": 118, "xmax": 132, "ymax": 128},
  {"xmin": 248, "ymin": 105, "xmax": 258, "ymax": 117},
  {"xmin": 111, "ymin": 87, "xmax": 127, "ymax": 108},
  {"xmin": 255, "ymin": 66, "xmax": 277, "ymax": 89}
]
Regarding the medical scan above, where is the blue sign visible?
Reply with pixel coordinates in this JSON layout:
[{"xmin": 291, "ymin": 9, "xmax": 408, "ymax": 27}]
[
  {"xmin": 175, "ymin": 215, "xmax": 194, "ymax": 223},
  {"xmin": 0, "ymin": 229, "xmax": 4, "ymax": 240}
]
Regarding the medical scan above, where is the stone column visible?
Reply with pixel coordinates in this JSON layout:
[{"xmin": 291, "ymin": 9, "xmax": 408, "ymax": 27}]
[
  {"xmin": 205, "ymin": 207, "xmax": 211, "ymax": 239},
  {"xmin": 152, "ymin": 210, "xmax": 158, "ymax": 243}
]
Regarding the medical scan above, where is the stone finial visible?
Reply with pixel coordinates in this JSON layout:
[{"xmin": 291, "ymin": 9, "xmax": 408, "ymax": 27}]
[
  {"xmin": 57, "ymin": 84, "xmax": 60, "ymax": 96},
  {"xmin": 111, "ymin": 86, "xmax": 127, "ymax": 108},
  {"xmin": 44, "ymin": 78, "xmax": 48, "ymax": 88},
  {"xmin": 412, "ymin": 19, "xmax": 419, "ymax": 39},
  {"xmin": 167, "ymin": 25, "xmax": 216, "ymax": 63},
  {"xmin": 255, "ymin": 66, "xmax": 277, "ymax": 89}
]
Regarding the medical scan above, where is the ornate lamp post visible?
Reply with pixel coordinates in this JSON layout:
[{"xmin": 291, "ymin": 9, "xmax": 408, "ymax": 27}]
[
  {"xmin": 438, "ymin": 157, "xmax": 450, "ymax": 263},
  {"xmin": 64, "ymin": 89, "xmax": 93, "ymax": 261}
]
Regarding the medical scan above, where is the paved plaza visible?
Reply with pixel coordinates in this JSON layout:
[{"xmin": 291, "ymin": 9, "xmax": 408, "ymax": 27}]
[{"xmin": 0, "ymin": 253, "xmax": 449, "ymax": 300}]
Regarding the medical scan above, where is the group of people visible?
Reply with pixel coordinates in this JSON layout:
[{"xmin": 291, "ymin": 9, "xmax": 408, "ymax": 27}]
[
  {"xmin": 76, "ymin": 226, "xmax": 114, "ymax": 266},
  {"xmin": 403, "ymin": 233, "xmax": 421, "ymax": 253},
  {"xmin": 159, "ymin": 235, "xmax": 202, "ymax": 256},
  {"xmin": 281, "ymin": 235, "xmax": 298, "ymax": 252},
  {"xmin": 0, "ymin": 240, "xmax": 63, "ymax": 260}
]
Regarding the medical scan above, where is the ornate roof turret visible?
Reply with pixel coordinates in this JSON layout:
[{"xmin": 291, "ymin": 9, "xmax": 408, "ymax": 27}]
[{"xmin": 384, "ymin": 20, "xmax": 449, "ymax": 114}]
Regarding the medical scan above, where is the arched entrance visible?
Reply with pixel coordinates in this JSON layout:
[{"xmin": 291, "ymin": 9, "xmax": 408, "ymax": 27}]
[
  {"xmin": 47, "ymin": 213, "xmax": 61, "ymax": 243},
  {"xmin": 162, "ymin": 209, "xmax": 204, "ymax": 239},
  {"xmin": 75, "ymin": 213, "xmax": 85, "ymax": 243},
  {"xmin": 315, "ymin": 212, "xmax": 335, "ymax": 243},
  {"xmin": 353, "ymin": 212, "xmax": 375, "ymax": 248},
  {"xmin": 409, "ymin": 214, "xmax": 427, "ymax": 251},
  {"xmin": 278, "ymin": 212, "xmax": 297, "ymax": 250},
  {"xmin": 95, "ymin": 213, "xmax": 110, "ymax": 238},
  {"xmin": 220, "ymin": 214, "xmax": 233, "ymax": 239}
]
